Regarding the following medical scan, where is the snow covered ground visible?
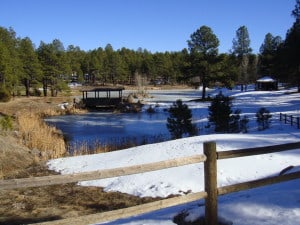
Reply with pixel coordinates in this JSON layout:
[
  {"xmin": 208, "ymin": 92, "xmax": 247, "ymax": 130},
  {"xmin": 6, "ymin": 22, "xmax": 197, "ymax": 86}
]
[{"xmin": 48, "ymin": 86, "xmax": 300, "ymax": 225}]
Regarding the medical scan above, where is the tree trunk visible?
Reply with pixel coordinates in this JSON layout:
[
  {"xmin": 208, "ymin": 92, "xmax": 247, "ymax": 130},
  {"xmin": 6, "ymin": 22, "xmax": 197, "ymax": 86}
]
[
  {"xmin": 202, "ymin": 77, "xmax": 207, "ymax": 100},
  {"xmin": 43, "ymin": 79, "xmax": 47, "ymax": 96},
  {"xmin": 24, "ymin": 79, "xmax": 30, "ymax": 97},
  {"xmin": 202, "ymin": 85, "xmax": 206, "ymax": 100},
  {"xmin": 298, "ymin": 65, "xmax": 300, "ymax": 92}
]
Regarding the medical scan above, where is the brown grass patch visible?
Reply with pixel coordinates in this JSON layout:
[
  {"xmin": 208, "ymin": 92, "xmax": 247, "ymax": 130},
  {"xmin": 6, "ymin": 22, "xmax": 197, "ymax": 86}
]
[
  {"xmin": 0, "ymin": 135, "xmax": 35, "ymax": 179},
  {"xmin": 0, "ymin": 96, "xmax": 161, "ymax": 225},
  {"xmin": 17, "ymin": 112, "xmax": 66, "ymax": 159},
  {"xmin": 0, "ymin": 164, "xmax": 160, "ymax": 225}
]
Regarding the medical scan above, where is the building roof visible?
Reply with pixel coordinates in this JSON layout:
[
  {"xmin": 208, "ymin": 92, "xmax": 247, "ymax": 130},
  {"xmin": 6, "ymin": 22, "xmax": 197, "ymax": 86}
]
[
  {"xmin": 256, "ymin": 76, "xmax": 277, "ymax": 83},
  {"xmin": 81, "ymin": 86, "xmax": 125, "ymax": 92}
]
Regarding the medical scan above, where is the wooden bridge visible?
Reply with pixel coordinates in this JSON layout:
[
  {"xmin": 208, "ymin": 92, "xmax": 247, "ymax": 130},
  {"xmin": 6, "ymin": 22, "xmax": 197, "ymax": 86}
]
[{"xmin": 81, "ymin": 86, "xmax": 124, "ymax": 109}]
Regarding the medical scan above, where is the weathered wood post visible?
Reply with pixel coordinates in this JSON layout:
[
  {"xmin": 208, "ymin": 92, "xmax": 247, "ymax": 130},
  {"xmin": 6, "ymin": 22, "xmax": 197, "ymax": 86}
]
[
  {"xmin": 204, "ymin": 141, "xmax": 218, "ymax": 225},
  {"xmin": 284, "ymin": 114, "xmax": 287, "ymax": 124},
  {"xmin": 279, "ymin": 113, "xmax": 282, "ymax": 121}
]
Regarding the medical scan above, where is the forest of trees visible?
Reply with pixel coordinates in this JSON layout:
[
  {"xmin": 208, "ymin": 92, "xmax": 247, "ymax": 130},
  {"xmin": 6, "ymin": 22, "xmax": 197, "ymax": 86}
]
[{"xmin": 0, "ymin": 0, "xmax": 299, "ymax": 99}]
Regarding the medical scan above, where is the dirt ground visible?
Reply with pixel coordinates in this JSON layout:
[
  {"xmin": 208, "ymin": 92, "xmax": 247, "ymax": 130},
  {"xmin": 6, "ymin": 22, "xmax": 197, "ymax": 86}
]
[{"xmin": 0, "ymin": 95, "xmax": 159, "ymax": 225}]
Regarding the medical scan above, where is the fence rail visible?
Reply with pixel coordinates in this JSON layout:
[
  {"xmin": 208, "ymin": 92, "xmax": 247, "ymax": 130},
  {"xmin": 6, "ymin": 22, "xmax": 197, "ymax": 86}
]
[
  {"xmin": 0, "ymin": 155, "xmax": 206, "ymax": 190},
  {"xmin": 1, "ymin": 142, "xmax": 300, "ymax": 225},
  {"xmin": 280, "ymin": 112, "xmax": 300, "ymax": 129}
]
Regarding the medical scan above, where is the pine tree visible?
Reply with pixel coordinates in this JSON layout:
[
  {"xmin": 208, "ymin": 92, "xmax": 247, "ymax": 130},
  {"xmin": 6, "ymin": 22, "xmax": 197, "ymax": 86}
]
[
  {"xmin": 240, "ymin": 116, "xmax": 249, "ymax": 133},
  {"xmin": 167, "ymin": 99, "xmax": 198, "ymax": 139},
  {"xmin": 258, "ymin": 33, "xmax": 282, "ymax": 75},
  {"xmin": 187, "ymin": 25, "xmax": 220, "ymax": 100},
  {"xmin": 18, "ymin": 37, "xmax": 42, "ymax": 96},
  {"xmin": 229, "ymin": 109, "xmax": 241, "ymax": 133},
  {"xmin": 208, "ymin": 91, "xmax": 232, "ymax": 132},
  {"xmin": 256, "ymin": 107, "xmax": 272, "ymax": 130},
  {"xmin": 232, "ymin": 26, "xmax": 252, "ymax": 91}
]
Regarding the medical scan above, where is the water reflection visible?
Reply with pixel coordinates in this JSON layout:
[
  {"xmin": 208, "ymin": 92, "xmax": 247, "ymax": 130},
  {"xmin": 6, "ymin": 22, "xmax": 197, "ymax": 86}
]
[{"xmin": 45, "ymin": 110, "xmax": 171, "ymax": 149}]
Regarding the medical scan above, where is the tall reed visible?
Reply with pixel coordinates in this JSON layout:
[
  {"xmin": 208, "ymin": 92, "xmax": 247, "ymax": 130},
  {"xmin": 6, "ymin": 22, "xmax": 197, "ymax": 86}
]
[
  {"xmin": 68, "ymin": 134, "xmax": 169, "ymax": 156},
  {"xmin": 17, "ymin": 112, "xmax": 66, "ymax": 159}
]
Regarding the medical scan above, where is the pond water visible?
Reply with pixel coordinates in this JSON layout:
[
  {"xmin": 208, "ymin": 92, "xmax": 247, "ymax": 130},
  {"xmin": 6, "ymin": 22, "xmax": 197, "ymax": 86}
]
[
  {"xmin": 45, "ymin": 110, "xmax": 171, "ymax": 147},
  {"xmin": 45, "ymin": 89, "xmax": 210, "ymax": 151}
]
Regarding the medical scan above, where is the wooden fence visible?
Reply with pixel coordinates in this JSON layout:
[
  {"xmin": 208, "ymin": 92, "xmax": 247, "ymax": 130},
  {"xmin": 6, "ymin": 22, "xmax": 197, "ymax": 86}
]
[
  {"xmin": 1, "ymin": 142, "xmax": 300, "ymax": 225},
  {"xmin": 280, "ymin": 112, "xmax": 300, "ymax": 129}
]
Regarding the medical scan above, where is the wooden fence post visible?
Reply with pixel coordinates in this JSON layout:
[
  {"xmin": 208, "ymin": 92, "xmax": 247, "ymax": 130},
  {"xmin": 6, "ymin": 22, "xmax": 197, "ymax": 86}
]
[
  {"xmin": 279, "ymin": 113, "xmax": 282, "ymax": 121},
  {"xmin": 284, "ymin": 114, "xmax": 287, "ymax": 124},
  {"xmin": 204, "ymin": 142, "xmax": 218, "ymax": 225}
]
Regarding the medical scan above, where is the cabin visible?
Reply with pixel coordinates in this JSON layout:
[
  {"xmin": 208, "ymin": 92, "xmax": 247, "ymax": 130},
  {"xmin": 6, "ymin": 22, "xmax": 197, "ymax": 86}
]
[
  {"xmin": 255, "ymin": 76, "xmax": 278, "ymax": 91},
  {"xmin": 81, "ymin": 87, "xmax": 125, "ymax": 109}
]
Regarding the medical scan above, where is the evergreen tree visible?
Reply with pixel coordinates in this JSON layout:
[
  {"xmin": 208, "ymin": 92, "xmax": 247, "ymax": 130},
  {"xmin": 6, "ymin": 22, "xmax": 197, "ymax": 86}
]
[
  {"xmin": 232, "ymin": 26, "xmax": 252, "ymax": 57},
  {"xmin": 0, "ymin": 27, "xmax": 21, "ymax": 93},
  {"xmin": 66, "ymin": 45, "xmax": 85, "ymax": 82},
  {"xmin": 229, "ymin": 109, "xmax": 241, "ymax": 133},
  {"xmin": 240, "ymin": 116, "xmax": 249, "ymax": 133},
  {"xmin": 232, "ymin": 26, "xmax": 252, "ymax": 91},
  {"xmin": 167, "ymin": 99, "xmax": 198, "ymax": 139},
  {"xmin": 208, "ymin": 91, "xmax": 232, "ymax": 132},
  {"xmin": 292, "ymin": 0, "xmax": 300, "ymax": 20},
  {"xmin": 256, "ymin": 107, "xmax": 272, "ymax": 130},
  {"xmin": 37, "ymin": 39, "xmax": 70, "ymax": 96},
  {"xmin": 217, "ymin": 54, "xmax": 239, "ymax": 88},
  {"xmin": 18, "ymin": 37, "xmax": 42, "ymax": 96},
  {"xmin": 258, "ymin": 33, "xmax": 283, "ymax": 76},
  {"xmin": 284, "ymin": 0, "xmax": 300, "ymax": 91},
  {"xmin": 187, "ymin": 25, "xmax": 219, "ymax": 100}
]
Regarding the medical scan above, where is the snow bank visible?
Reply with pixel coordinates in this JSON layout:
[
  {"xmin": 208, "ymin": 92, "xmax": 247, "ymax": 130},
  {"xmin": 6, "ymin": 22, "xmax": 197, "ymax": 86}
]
[{"xmin": 47, "ymin": 87, "xmax": 300, "ymax": 225}]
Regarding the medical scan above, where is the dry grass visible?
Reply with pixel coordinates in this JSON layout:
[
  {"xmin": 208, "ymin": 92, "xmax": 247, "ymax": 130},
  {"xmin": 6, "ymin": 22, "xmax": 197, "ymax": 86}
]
[
  {"xmin": 0, "ymin": 163, "xmax": 160, "ymax": 225},
  {"xmin": 69, "ymin": 138, "xmax": 138, "ymax": 156},
  {"xmin": 69, "ymin": 135, "xmax": 169, "ymax": 156},
  {"xmin": 0, "ymin": 96, "xmax": 160, "ymax": 225},
  {"xmin": 0, "ymin": 135, "xmax": 36, "ymax": 179},
  {"xmin": 0, "ymin": 96, "xmax": 72, "ymax": 177},
  {"xmin": 0, "ymin": 96, "xmax": 87, "ymax": 160},
  {"xmin": 17, "ymin": 112, "xmax": 66, "ymax": 159}
]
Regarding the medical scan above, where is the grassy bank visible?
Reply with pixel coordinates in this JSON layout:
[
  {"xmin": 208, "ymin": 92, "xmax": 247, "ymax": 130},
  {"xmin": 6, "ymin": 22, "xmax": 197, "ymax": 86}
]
[
  {"xmin": 17, "ymin": 111, "xmax": 66, "ymax": 159},
  {"xmin": 0, "ymin": 96, "xmax": 159, "ymax": 224}
]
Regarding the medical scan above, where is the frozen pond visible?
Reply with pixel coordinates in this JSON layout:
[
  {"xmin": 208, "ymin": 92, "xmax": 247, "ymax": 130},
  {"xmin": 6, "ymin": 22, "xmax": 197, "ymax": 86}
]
[
  {"xmin": 45, "ymin": 86, "xmax": 300, "ymax": 151},
  {"xmin": 45, "ymin": 89, "xmax": 209, "ymax": 150},
  {"xmin": 46, "ymin": 110, "xmax": 171, "ymax": 146}
]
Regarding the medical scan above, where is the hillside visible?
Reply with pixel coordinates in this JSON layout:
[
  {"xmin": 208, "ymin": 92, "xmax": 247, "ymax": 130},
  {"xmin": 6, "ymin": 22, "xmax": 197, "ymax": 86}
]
[
  {"xmin": 0, "ymin": 96, "xmax": 158, "ymax": 225},
  {"xmin": 0, "ymin": 134, "xmax": 36, "ymax": 179}
]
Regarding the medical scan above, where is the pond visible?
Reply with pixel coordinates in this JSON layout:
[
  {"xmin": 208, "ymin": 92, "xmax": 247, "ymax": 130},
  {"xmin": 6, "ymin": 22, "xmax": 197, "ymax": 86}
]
[
  {"xmin": 45, "ymin": 110, "xmax": 171, "ymax": 149},
  {"xmin": 45, "ymin": 89, "xmax": 210, "ymax": 152}
]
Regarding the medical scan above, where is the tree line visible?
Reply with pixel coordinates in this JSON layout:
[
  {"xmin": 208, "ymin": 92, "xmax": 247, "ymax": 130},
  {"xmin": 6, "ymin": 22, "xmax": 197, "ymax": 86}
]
[{"xmin": 0, "ymin": 0, "xmax": 299, "ymax": 100}]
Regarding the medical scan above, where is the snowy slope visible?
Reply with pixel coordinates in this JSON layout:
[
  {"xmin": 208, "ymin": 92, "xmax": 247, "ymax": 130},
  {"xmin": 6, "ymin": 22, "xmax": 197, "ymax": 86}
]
[{"xmin": 48, "ymin": 87, "xmax": 300, "ymax": 225}]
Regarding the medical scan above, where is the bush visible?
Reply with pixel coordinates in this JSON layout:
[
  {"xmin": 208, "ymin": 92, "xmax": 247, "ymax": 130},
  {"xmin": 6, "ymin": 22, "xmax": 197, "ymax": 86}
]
[
  {"xmin": 0, "ymin": 115, "xmax": 13, "ymax": 132},
  {"xmin": 208, "ymin": 91, "xmax": 232, "ymax": 132},
  {"xmin": 208, "ymin": 92, "xmax": 248, "ymax": 133},
  {"xmin": 240, "ymin": 115, "xmax": 249, "ymax": 133},
  {"xmin": 229, "ymin": 109, "xmax": 241, "ymax": 132},
  {"xmin": 256, "ymin": 107, "xmax": 272, "ymax": 130},
  {"xmin": 167, "ymin": 99, "xmax": 198, "ymax": 139},
  {"xmin": 0, "ymin": 88, "xmax": 11, "ymax": 102},
  {"xmin": 229, "ymin": 109, "xmax": 249, "ymax": 133}
]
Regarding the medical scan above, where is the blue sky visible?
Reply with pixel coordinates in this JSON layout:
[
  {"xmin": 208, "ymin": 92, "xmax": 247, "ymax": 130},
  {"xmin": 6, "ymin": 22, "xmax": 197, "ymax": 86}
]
[{"xmin": 0, "ymin": 0, "xmax": 296, "ymax": 53}]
